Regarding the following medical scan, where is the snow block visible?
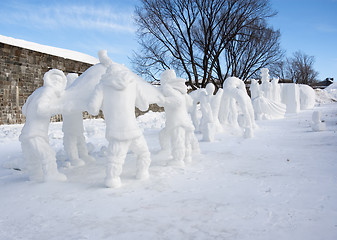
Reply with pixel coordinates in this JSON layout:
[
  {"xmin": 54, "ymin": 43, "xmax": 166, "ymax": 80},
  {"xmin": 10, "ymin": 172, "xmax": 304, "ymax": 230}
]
[{"xmin": 280, "ymin": 83, "xmax": 300, "ymax": 113}]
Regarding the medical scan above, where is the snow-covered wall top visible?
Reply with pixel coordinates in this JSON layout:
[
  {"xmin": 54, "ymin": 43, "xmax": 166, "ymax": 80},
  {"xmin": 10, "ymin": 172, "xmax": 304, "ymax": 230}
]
[{"xmin": 0, "ymin": 35, "xmax": 99, "ymax": 65}]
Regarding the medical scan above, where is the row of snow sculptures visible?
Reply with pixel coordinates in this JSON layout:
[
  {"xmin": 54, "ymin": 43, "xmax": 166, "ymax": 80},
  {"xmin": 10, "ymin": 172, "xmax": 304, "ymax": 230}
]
[
  {"xmin": 250, "ymin": 68, "xmax": 286, "ymax": 120},
  {"xmin": 88, "ymin": 63, "xmax": 152, "ymax": 188},
  {"xmin": 219, "ymin": 77, "xmax": 256, "ymax": 138},
  {"xmin": 158, "ymin": 70, "xmax": 199, "ymax": 166},
  {"xmin": 20, "ymin": 69, "xmax": 68, "ymax": 182}
]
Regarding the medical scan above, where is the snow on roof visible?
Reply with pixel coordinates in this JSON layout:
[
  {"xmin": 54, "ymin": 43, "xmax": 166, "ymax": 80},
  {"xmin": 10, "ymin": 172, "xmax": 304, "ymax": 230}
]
[{"xmin": 0, "ymin": 34, "xmax": 99, "ymax": 65}]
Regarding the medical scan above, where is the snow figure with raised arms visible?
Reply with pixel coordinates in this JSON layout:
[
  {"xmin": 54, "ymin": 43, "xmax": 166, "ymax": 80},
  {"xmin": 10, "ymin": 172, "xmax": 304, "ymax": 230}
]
[
  {"xmin": 219, "ymin": 77, "xmax": 256, "ymax": 138},
  {"xmin": 88, "ymin": 62, "xmax": 152, "ymax": 188},
  {"xmin": 62, "ymin": 73, "xmax": 95, "ymax": 167},
  {"xmin": 199, "ymin": 83, "xmax": 216, "ymax": 141},
  {"xmin": 159, "ymin": 69, "xmax": 199, "ymax": 166},
  {"xmin": 19, "ymin": 69, "xmax": 67, "ymax": 182}
]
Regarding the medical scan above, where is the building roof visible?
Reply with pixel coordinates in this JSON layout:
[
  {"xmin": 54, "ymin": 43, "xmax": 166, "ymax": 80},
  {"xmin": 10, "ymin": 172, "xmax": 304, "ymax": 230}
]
[{"xmin": 0, "ymin": 34, "xmax": 99, "ymax": 65}]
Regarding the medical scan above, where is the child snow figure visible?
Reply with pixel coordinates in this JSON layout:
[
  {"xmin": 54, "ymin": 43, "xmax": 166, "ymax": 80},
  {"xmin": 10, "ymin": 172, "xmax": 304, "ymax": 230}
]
[
  {"xmin": 88, "ymin": 63, "xmax": 151, "ymax": 188},
  {"xmin": 199, "ymin": 83, "xmax": 216, "ymax": 141},
  {"xmin": 19, "ymin": 69, "xmax": 67, "ymax": 182},
  {"xmin": 159, "ymin": 69, "xmax": 199, "ymax": 166},
  {"xmin": 62, "ymin": 73, "xmax": 95, "ymax": 167}
]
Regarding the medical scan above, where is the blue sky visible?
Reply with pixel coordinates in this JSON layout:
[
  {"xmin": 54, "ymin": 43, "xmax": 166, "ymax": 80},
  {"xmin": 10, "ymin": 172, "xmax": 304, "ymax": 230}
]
[{"xmin": 0, "ymin": 0, "xmax": 336, "ymax": 81}]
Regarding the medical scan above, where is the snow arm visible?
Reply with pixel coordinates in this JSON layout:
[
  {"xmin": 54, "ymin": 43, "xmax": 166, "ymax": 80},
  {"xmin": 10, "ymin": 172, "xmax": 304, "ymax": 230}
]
[
  {"xmin": 87, "ymin": 84, "xmax": 104, "ymax": 116},
  {"xmin": 135, "ymin": 83, "xmax": 150, "ymax": 112}
]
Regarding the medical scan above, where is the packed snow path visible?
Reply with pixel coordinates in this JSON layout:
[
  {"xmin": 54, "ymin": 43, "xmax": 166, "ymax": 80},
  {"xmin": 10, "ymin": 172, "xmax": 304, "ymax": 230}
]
[{"xmin": 0, "ymin": 103, "xmax": 336, "ymax": 240}]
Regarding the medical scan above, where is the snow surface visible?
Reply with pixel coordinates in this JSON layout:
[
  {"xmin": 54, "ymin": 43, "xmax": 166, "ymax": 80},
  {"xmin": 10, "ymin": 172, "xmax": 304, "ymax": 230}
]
[
  {"xmin": 0, "ymin": 34, "xmax": 99, "ymax": 65},
  {"xmin": 1, "ymin": 99, "xmax": 337, "ymax": 239}
]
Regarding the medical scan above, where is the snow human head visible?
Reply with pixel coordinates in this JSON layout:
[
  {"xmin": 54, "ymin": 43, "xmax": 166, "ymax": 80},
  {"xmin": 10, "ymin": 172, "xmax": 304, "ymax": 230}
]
[
  {"xmin": 161, "ymin": 69, "xmax": 187, "ymax": 94},
  {"xmin": 66, "ymin": 73, "xmax": 79, "ymax": 88},
  {"xmin": 101, "ymin": 63, "xmax": 134, "ymax": 90},
  {"xmin": 205, "ymin": 83, "xmax": 215, "ymax": 95},
  {"xmin": 260, "ymin": 68, "xmax": 270, "ymax": 83},
  {"xmin": 43, "ymin": 69, "xmax": 67, "ymax": 97}
]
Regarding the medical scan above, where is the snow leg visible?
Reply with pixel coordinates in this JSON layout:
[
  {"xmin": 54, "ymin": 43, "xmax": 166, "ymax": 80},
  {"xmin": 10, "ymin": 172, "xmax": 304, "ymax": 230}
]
[
  {"xmin": 131, "ymin": 135, "xmax": 151, "ymax": 180},
  {"xmin": 63, "ymin": 134, "xmax": 85, "ymax": 166},
  {"xmin": 105, "ymin": 140, "xmax": 129, "ymax": 188}
]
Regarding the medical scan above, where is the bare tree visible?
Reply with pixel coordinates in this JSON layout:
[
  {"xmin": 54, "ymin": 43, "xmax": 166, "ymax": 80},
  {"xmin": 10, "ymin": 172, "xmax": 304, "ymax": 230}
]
[
  {"xmin": 286, "ymin": 51, "xmax": 318, "ymax": 84},
  {"xmin": 223, "ymin": 20, "xmax": 284, "ymax": 82},
  {"xmin": 133, "ymin": 0, "xmax": 279, "ymax": 89}
]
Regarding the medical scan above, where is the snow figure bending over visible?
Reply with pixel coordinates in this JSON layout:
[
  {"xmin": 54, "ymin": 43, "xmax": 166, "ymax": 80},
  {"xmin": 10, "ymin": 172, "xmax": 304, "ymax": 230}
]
[
  {"xmin": 88, "ymin": 63, "xmax": 152, "ymax": 188},
  {"xmin": 199, "ymin": 83, "xmax": 217, "ymax": 141},
  {"xmin": 19, "ymin": 69, "xmax": 67, "ymax": 182},
  {"xmin": 62, "ymin": 73, "xmax": 95, "ymax": 167},
  {"xmin": 159, "ymin": 69, "xmax": 199, "ymax": 166},
  {"xmin": 219, "ymin": 77, "xmax": 256, "ymax": 138}
]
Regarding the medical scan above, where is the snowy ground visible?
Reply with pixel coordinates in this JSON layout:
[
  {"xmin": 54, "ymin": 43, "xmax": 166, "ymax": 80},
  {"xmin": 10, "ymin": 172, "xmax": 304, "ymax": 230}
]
[{"xmin": 0, "ymin": 102, "xmax": 337, "ymax": 240}]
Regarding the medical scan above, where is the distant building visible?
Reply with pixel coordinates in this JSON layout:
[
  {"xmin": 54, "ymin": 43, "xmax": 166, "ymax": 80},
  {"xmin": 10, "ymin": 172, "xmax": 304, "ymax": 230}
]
[{"xmin": 312, "ymin": 78, "xmax": 334, "ymax": 89}]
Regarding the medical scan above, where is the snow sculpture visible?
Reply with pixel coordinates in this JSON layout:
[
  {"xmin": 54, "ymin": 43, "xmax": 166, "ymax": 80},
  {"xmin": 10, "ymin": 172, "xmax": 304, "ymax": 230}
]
[
  {"xmin": 219, "ymin": 77, "xmax": 256, "ymax": 138},
  {"xmin": 250, "ymin": 79, "xmax": 286, "ymax": 120},
  {"xmin": 271, "ymin": 77, "xmax": 282, "ymax": 103},
  {"xmin": 87, "ymin": 61, "xmax": 153, "ymax": 188},
  {"xmin": 299, "ymin": 84, "xmax": 315, "ymax": 110},
  {"xmin": 280, "ymin": 83, "xmax": 301, "ymax": 113},
  {"xmin": 159, "ymin": 69, "xmax": 199, "ymax": 166},
  {"xmin": 62, "ymin": 50, "xmax": 113, "ymax": 111},
  {"xmin": 260, "ymin": 68, "xmax": 273, "ymax": 99},
  {"xmin": 19, "ymin": 69, "xmax": 67, "ymax": 182},
  {"xmin": 62, "ymin": 73, "xmax": 95, "ymax": 167},
  {"xmin": 211, "ymin": 87, "xmax": 223, "ymax": 132},
  {"xmin": 189, "ymin": 88, "xmax": 205, "ymax": 132},
  {"xmin": 311, "ymin": 111, "xmax": 326, "ymax": 131},
  {"xmin": 199, "ymin": 83, "xmax": 217, "ymax": 141}
]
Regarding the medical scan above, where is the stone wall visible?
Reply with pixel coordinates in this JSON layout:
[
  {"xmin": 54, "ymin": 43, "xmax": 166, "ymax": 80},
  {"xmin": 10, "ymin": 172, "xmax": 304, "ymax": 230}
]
[
  {"xmin": 0, "ymin": 42, "xmax": 164, "ymax": 125},
  {"xmin": 0, "ymin": 42, "xmax": 93, "ymax": 124}
]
